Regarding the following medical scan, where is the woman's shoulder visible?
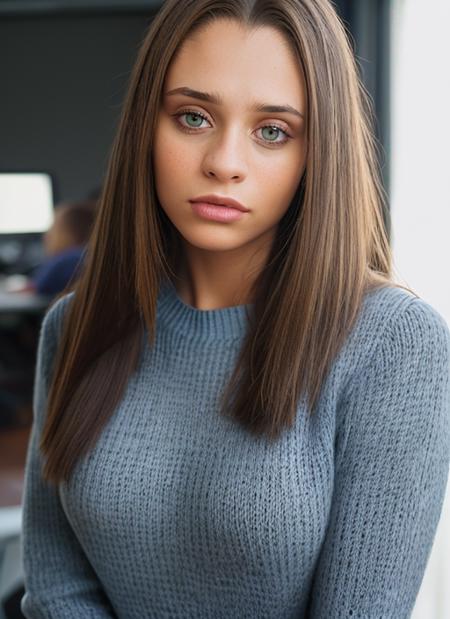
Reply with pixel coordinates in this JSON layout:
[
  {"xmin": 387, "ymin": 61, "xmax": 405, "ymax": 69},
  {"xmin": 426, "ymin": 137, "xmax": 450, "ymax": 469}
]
[
  {"xmin": 33, "ymin": 292, "xmax": 76, "ymax": 402},
  {"xmin": 335, "ymin": 283, "xmax": 450, "ymax": 394},
  {"xmin": 40, "ymin": 290, "xmax": 75, "ymax": 345},
  {"xmin": 361, "ymin": 283, "xmax": 450, "ymax": 347}
]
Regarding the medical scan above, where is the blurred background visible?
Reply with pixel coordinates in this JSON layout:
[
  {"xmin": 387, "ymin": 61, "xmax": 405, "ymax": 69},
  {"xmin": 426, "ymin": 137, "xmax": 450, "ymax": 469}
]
[{"xmin": 0, "ymin": 0, "xmax": 448, "ymax": 617}]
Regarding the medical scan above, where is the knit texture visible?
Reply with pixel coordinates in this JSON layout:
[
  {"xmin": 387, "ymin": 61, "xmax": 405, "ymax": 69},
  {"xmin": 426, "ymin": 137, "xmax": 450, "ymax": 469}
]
[{"xmin": 20, "ymin": 279, "xmax": 450, "ymax": 618}]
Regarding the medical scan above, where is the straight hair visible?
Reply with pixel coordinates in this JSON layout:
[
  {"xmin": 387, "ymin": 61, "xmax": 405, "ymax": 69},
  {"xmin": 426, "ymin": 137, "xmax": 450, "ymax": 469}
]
[{"xmin": 40, "ymin": 0, "xmax": 415, "ymax": 484}]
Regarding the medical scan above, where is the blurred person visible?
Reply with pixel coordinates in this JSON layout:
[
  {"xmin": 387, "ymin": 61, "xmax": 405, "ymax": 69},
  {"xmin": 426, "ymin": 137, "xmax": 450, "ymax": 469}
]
[
  {"xmin": 17, "ymin": 200, "xmax": 96, "ymax": 296},
  {"xmin": 30, "ymin": 200, "xmax": 96, "ymax": 296}
]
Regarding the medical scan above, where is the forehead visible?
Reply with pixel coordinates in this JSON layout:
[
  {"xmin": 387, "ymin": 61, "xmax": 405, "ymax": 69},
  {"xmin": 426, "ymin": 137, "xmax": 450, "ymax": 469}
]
[{"xmin": 165, "ymin": 19, "xmax": 306, "ymax": 111}]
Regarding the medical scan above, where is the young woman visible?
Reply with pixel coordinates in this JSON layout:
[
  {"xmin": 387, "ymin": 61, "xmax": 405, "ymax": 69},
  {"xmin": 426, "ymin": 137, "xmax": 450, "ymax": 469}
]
[{"xmin": 20, "ymin": 1, "xmax": 450, "ymax": 617}]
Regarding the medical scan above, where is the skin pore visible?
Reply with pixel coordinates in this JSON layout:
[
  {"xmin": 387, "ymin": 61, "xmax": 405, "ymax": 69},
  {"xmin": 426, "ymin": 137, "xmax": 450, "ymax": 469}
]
[{"xmin": 153, "ymin": 18, "xmax": 308, "ymax": 310}]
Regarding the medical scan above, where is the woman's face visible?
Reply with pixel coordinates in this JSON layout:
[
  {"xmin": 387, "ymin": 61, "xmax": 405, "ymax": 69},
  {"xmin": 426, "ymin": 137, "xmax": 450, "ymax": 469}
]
[{"xmin": 153, "ymin": 18, "xmax": 307, "ymax": 267}]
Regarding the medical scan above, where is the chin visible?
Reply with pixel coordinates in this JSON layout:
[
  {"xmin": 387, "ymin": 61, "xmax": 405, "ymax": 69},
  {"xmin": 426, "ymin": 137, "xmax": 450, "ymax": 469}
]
[{"xmin": 179, "ymin": 228, "xmax": 248, "ymax": 253}]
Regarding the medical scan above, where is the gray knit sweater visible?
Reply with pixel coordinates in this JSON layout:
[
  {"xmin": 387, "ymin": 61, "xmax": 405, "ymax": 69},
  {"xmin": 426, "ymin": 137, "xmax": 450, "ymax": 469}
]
[{"xmin": 20, "ymin": 279, "xmax": 450, "ymax": 618}]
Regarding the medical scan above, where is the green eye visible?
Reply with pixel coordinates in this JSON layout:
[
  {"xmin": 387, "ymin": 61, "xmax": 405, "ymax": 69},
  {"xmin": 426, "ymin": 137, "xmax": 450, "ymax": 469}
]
[
  {"xmin": 261, "ymin": 126, "xmax": 282, "ymax": 142},
  {"xmin": 185, "ymin": 112, "xmax": 204, "ymax": 128}
]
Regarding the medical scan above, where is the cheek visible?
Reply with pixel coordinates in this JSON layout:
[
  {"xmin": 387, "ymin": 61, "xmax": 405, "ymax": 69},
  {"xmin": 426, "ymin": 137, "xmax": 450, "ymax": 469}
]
[
  {"xmin": 255, "ymin": 156, "xmax": 304, "ymax": 215},
  {"xmin": 153, "ymin": 119, "xmax": 195, "ymax": 184},
  {"xmin": 157, "ymin": 144, "xmax": 186, "ymax": 178},
  {"xmin": 153, "ymin": 125, "xmax": 196, "ymax": 221}
]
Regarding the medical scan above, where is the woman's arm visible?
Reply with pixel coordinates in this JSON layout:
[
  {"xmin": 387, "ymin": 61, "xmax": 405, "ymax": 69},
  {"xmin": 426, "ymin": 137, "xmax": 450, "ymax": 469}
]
[
  {"xmin": 20, "ymin": 295, "xmax": 117, "ymax": 618},
  {"xmin": 306, "ymin": 297, "xmax": 450, "ymax": 618}
]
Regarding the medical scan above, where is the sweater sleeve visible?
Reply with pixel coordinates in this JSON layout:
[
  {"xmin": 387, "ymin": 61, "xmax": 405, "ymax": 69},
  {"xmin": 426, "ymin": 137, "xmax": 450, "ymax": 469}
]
[
  {"xmin": 20, "ymin": 296, "xmax": 117, "ymax": 618},
  {"xmin": 306, "ymin": 297, "xmax": 450, "ymax": 618}
]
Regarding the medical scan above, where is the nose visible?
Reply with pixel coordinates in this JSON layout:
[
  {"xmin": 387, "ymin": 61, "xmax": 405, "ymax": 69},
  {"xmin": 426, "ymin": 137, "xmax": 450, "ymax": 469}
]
[{"xmin": 201, "ymin": 128, "xmax": 248, "ymax": 182}]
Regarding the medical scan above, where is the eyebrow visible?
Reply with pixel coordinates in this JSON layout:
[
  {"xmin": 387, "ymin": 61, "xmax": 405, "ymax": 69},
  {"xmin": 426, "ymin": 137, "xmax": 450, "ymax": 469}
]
[{"xmin": 165, "ymin": 86, "xmax": 304, "ymax": 119}]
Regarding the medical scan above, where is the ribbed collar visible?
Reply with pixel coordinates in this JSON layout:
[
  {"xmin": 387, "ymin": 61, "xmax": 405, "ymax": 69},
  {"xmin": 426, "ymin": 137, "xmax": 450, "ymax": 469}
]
[{"xmin": 157, "ymin": 277, "xmax": 253, "ymax": 341}]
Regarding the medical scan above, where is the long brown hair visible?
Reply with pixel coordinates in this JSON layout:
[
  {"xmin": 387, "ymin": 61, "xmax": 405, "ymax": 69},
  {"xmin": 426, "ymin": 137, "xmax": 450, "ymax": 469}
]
[{"xmin": 40, "ymin": 0, "xmax": 416, "ymax": 484}]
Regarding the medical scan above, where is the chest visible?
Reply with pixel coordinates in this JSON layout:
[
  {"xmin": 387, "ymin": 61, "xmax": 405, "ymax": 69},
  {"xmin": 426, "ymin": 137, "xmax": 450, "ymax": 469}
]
[{"xmin": 58, "ymin": 342, "xmax": 337, "ymax": 588}]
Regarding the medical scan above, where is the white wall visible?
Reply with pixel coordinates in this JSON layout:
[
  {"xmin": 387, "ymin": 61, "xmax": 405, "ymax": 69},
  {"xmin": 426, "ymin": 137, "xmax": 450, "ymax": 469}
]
[
  {"xmin": 390, "ymin": 1, "xmax": 450, "ymax": 617},
  {"xmin": 390, "ymin": 0, "xmax": 450, "ymax": 317}
]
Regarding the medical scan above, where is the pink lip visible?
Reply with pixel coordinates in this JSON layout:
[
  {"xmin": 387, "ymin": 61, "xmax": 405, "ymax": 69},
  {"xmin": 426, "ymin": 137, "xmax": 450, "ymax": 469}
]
[
  {"xmin": 189, "ymin": 194, "xmax": 249, "ymax": 212},
  {"xmin": 190, "ymin": 202, "xmax": 246, "ymax": 223}
]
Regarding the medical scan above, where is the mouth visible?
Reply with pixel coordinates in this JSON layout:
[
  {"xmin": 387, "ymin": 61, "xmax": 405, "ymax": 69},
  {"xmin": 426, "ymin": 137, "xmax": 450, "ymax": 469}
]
[{"xmin": 189, "ymin": 194, "xmax": 249, "ymax": 212}]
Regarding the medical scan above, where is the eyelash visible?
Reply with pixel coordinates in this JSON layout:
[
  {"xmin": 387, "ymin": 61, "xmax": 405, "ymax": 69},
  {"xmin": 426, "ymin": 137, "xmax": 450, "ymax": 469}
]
[{"xmin": 172, "ymin": 108, "xmax": 292, "ymax": 146}]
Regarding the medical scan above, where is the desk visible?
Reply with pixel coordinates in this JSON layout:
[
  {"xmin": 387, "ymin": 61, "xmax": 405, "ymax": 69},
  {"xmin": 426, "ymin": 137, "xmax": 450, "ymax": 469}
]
[
  {"xmin": 0, "ymin": 290, "xmax": 50, "ymax": 315},
  {"xmin": 0, "ymin": 275, "xmax": 52, "ymax": 316}
]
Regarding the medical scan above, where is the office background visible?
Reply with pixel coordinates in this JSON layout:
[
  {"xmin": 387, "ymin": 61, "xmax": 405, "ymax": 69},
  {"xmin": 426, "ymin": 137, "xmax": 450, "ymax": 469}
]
[
  {"xmin": 0, "ymin": 1, "xmax": 449, "ymax": 618},
  {"xmin": 0, "ymin": 0, "xmax": 391, "ymax": 203}
]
